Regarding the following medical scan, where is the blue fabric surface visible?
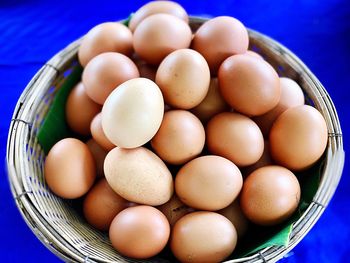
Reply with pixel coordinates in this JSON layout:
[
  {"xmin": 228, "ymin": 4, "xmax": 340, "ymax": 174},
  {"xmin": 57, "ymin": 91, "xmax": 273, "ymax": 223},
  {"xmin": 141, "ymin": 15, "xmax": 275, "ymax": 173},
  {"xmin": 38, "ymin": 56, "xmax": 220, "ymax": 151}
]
[{"xmin": 0, "ymin": 0, "xmax": 349, "ymax": 262}]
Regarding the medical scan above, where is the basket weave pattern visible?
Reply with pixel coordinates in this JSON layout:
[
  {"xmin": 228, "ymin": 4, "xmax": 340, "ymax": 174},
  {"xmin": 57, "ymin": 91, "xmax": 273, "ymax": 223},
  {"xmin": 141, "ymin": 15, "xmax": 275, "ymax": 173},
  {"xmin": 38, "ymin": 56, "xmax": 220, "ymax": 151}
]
[{"xmin": 6, "ymin": 18, "xmax": 344, "ymax": 263}]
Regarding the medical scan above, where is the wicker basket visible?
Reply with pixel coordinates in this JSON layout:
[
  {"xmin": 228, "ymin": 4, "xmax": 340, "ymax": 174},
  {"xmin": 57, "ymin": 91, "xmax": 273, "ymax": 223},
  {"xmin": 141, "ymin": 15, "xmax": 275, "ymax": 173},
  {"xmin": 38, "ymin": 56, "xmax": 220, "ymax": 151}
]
[{"xmin": 6, "ymin": 17, "xmax": 344, "ymax": 262}]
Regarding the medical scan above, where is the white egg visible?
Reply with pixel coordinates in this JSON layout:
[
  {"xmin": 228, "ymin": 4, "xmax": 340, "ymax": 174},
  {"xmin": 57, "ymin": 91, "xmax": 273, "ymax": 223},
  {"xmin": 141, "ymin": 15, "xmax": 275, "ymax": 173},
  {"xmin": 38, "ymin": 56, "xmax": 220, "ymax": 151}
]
[{"xmin": 102, "ymin": 78, "xmax": 164, "ymax": 148}]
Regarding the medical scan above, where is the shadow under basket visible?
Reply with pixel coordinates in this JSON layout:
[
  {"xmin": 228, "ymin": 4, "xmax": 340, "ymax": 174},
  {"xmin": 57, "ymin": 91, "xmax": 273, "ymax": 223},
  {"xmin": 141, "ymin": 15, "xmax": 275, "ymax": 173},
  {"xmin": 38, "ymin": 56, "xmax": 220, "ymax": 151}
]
[{"xmin": 6, "ymin": 17, "xmax": 344, "ymax": 262}]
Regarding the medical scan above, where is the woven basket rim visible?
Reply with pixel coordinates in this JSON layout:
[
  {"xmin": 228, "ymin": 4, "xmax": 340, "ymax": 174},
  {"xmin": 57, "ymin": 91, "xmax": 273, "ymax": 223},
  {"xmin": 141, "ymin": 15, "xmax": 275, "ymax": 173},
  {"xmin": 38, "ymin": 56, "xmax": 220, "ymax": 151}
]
[{"xmin": 6, "ymin": 16, "xmax": 344, "ymax": 263}]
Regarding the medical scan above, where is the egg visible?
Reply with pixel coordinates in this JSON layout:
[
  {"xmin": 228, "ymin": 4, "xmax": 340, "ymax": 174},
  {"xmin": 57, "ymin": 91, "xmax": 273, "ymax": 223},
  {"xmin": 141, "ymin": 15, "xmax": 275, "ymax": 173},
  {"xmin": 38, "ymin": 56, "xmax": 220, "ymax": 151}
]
[
  {"xmin": 218, "ymin": 54, "xmax": 280, "ymax": 116},
  {"xmin": 191, "ymin": 78, "xmax": 229, "ymax": 123},
  {"xmin": 242, "ymin": 140, "xmax": 273, "ymax": 176},
  {"xmin": 245, "ymin": 50, "xmax": 263, "ymax": 60},
  {"xmin": 192, "ymin": 16, "xmax": 249, "ymax": 73},
  {"xmin": 65, "ymin": 82, "xmax": 101, "ymax": 136},
  {"xmin": 171, "ymin": 211, "xmax": 237, "ymax": 263},
  {"xmin": 82, "ymin": 52, "xmax": 139, "ymax": 105},
  {"xmin": 151, "ymin": 110, "xmax": 205, "ymax": 165},
  {"xmin": 78, "ymin": 22, "xmax": 133, "ymax": 67},
  {"xmin": 86, "ymin": 138, "xmax": 108, "ymax": 178},
  {"xmin": 157, "ymin": 194, "xmax": 194, "ymax": 226},
  {"xmin": 90, "ymin": 113, "xmax": 115, "ymax": 151},
  {"xmin": 270, "ymin": 105, "xmax": 328, "ymax": 171},
  {"xmin": 155, "ymin": 48, "xmax": 210, "ymax": 109},
  {"xmin": 240, "ymin": 165, "xmax": 301, "ymax": 226},
  {"xmin": 133, "ymin": 14, "xmax": 192, "ymax": 65},
  {"xmin": 253, "ymin": 77, "xmax": 305, "ymax": 137},
  {"xmin": 104, "ymin": 147, "xmax": 173, "ymax": 206},
  {"xmin": 44, "ymin": 138, "xmax": 96, "ymax": 199},
  {"xmin": 109, "ymin": 205, "xmax": 170, "ymax": 259},
  {"xmin": 83, "ymin": 178, "xmax": 130, "ymax": 231},
  {"xmin": 206, "ymin": 112, "xmax": 264, "ymax": 167},
  {"xmin": 175, "ymin": 155, "xmax": 243, "ymax": 211},
  {"xmin": 101, "ymin": 78, "xmax": 164, "ymax": 148},
  {"xmin": 218, "ymin": 199, "xmax": 249, "ymax": 238},
  {"xmin": 128, "ymin": 1, "xmax": 189, "ymax": 32}
]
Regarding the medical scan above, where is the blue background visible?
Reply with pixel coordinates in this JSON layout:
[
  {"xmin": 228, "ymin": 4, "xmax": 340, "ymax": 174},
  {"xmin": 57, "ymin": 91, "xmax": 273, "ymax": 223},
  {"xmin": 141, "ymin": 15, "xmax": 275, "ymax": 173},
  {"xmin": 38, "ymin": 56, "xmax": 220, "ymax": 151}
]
[{"xmin": 0, "ymin": 0, "xmax": 349, "ymax": 262}]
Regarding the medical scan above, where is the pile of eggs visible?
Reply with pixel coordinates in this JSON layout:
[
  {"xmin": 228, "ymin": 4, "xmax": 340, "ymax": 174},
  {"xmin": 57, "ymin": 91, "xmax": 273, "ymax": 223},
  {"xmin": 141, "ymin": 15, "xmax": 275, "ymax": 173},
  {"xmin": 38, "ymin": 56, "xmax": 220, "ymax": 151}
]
[{"xmin": 43, "ymin": 1, "xmax": 328, "ymax": 262}]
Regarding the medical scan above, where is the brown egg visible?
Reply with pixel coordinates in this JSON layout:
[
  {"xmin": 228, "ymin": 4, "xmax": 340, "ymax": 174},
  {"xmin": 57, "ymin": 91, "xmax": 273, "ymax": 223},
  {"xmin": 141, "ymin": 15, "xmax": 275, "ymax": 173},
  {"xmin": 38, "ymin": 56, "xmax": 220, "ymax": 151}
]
[
  {"xmin": 44, "ymin": 138, "xmax": 96, "ymax": 199},
  {"xmin": 90, "ymin": 113, "xmax": 115, "ymax": 151},
  {"xmin": 192, "ymin": 16, "xmax": 249, "ymax": 74},
  {"xmin": 129, "ymin": 1, "xmax": 189, "ymax": 32},
  {"xmin": 218, "ymin": 199, "xmax": 249, "ymax": 238},
  {"xmin": 270, "ymin": 105, "xmax": 328, "ymax": 171},
  {"xmin": 218, "ymin": 54, "xmax": 280, "ymax": 116},
  {"xmin": 132, "ymin": 53, "xmax": 158, "ymax": 81},
  {"xmin": 171, "ymin": 211, "xmax": 237, "ymax": 263},
  {"xmin": 133, "ymin": 14, "xmax": 192, "ymax": 65},
  {"xmin": 86, "ymin": 138, "xmax": 108, "ymax": 178},
  {"xmin": 101, "ymin": 78, "xmax": 164, "ymax": 149},
  {"xmin": 157, "ymin": 194, "xmax": 194, "ymax": 226},
  {"xmin": 240, "ymin": 165, "xmax": 301, "ymax": 226},
  {"xmin": 245, "ymin": 50, "xmax": 263, "ymax": 60},
  {"xmin": 206, "ymin": 112, "xmax": 264, "ymax": 167},
  {"xmin": 82, "ymin": 52, "xmax": 139, "ymax": 104},
  {"xmin": 65, "ymin": 82, "xmax": 101, "ymax": 136},
  {"xmin": 242, "ymin": 140, "xmax": 273, "ymax": 176},
  {"xmin": 83, "ymin": 178, "xmax": 130, "ymax": 231},
  {"xmin": 104, "ymin": 147, "xmax": 173, "ymax": 206},
  {"xmin": 109, "ymin": 205, "xmax": 170, "ymax": 259},
  {"xmin": 253, "ymin": 77, "xmax": 305, "ymax": 137},
  {"xmin": 151, "ymin": 110, "xmax": 205, "ymax": 165},
  {"xmin": 78, "ymin": 22, "xmax": 133, "ymax": 67},
  {"xmin": 175, "ymin": 155, "xmax": 243, "ymax": 211},
  {"xmin": 155, "ymin": 48, "xmax": 210, "ymax": 109},
  {"xmin": 191, "ymin": 78, "xmax": 230, "ymax": 123}
]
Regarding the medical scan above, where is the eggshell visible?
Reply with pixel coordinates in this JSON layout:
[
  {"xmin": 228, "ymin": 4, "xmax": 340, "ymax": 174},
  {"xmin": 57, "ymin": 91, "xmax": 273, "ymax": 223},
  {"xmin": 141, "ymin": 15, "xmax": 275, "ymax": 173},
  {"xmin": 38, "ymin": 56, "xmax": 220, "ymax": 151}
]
[
  {"xmin": 86, "ymin": 138, "xmax": 108, "ymax": 178},
  {"xmin": 269, "ymin": 105, "xmax": 328, "ymax": 171},
  {"xmin": 192, "ymin": 16, "xmax": 249, "ymax": 73},
  {"xmin": 155, "ymin": 48, "xmax": 210, "ymax": 109},
  {"xmin": 109, "ymin": 205, "xmax": 170, "ymax": 259},
  {"xmin": 83, "ymin": 178, "xmax": 130, "ymax": 231},
  {"xmin": 218, "ymin": 199, "xmax": 249, "ymax": 238},
  {"xmin": 133, "ymin": 14, "xmax": 192, "ymax": 65},
  {"xmin": 245, "ymin": 50, "xmax": 263, "ymax": 60},
  {"xmin": 101, "ymin": 78, "xmax": 164, "ymax": 148},
  {"xmin": 44, "ymin": 138, "xmax": 96, "ymax": 199},
  {"xmin": 151, "ymin": 110, "xmax": 205, "ymax": 165},
  {"xmin": 104, "ymin": 147, "xmax": 173, "ymax": 206},
  {"xmin": 240, "ymin": 165, "xmax": 301, "ymax": 226},
  {"xmin": 129, "ymin": 1, "xmax": 189, "ymax": 32},
  {"xmin": 82, "ymin": 52, "xmax": 139, "ymax": 105},
  {"xmin": 218, "ymin": 54, "xmax": 280, "ymax": 116},
  {"xmin": 253, "ymin": 77, "xmax": 305, "ymax": 137},
  {"xmin": 206, "ymin": 112, "xmax": 264, "ymax": 167},
  {"xmin": 242, "ymin": 140, "xmax": 273, "ymax": 176},
  {"xmin": 90, "ymin": 113, "xmax": 115, "ymax": 151},
  {"xmin": 78, "ymin": 22, "xmax": 133, "ymax": 67},
  {"xmin": 157, "ymin": 194, "xmax": 194, "ymax": 226},
  {"xmin": 191, "ymin": 78, "xmax": 229, "ymax": 123},
  {"xmin": 175, "ymin": 155, "xmax": 243, "ymax": 211},
  {"xmin": 171, "ymin": 211, "xmax": 237, "ymax": 263},
  {"xmin": 65, "ymin": 82, "xmax": 101, "ymax": 136}
]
